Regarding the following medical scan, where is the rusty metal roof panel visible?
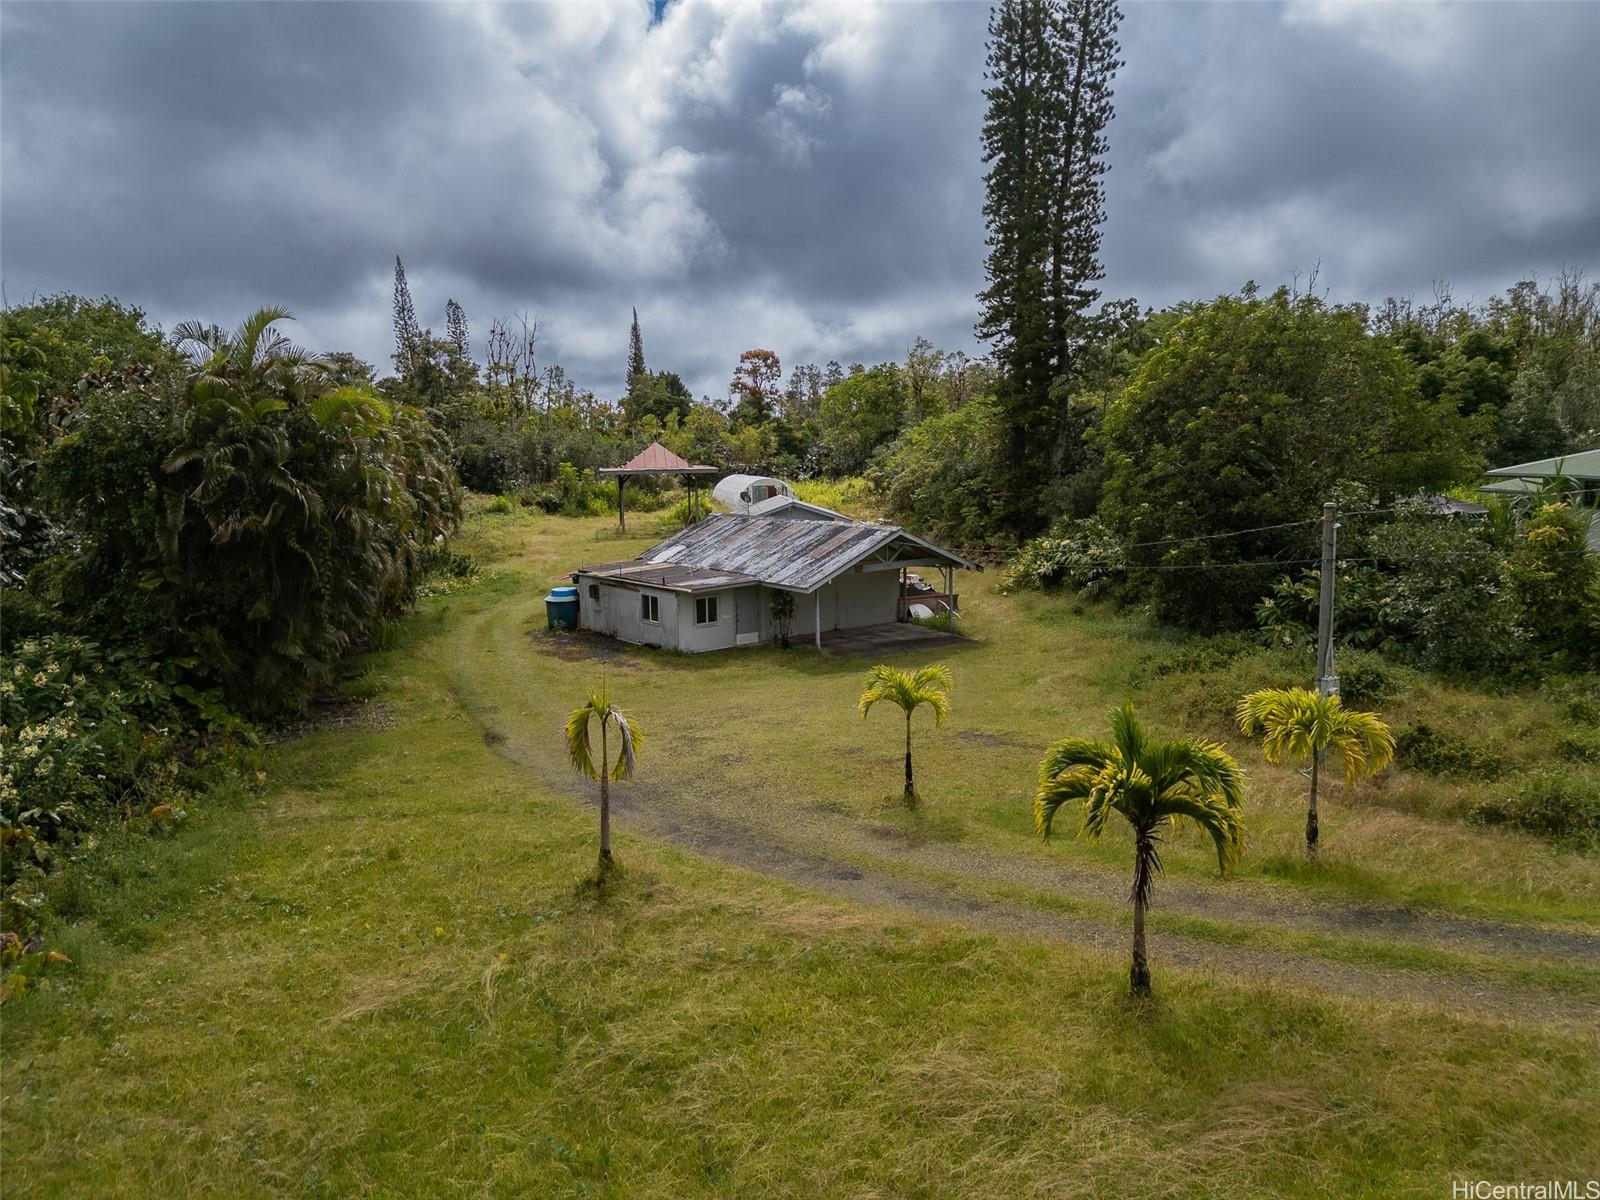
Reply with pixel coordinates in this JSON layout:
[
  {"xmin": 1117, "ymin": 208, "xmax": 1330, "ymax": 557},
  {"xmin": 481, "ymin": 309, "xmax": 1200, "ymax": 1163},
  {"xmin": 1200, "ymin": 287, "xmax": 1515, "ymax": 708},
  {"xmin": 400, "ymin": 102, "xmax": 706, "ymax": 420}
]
[
  {"xmin": 578, "ymin": 514, "xmax": 980, "ymax": 594},
  {"xmin": 627, "ymin": 514, "xmax": 903, "ymax": 592},
  {"xmin": 573, "ymin": 559, "xmax": 762, "ymax": 593}
]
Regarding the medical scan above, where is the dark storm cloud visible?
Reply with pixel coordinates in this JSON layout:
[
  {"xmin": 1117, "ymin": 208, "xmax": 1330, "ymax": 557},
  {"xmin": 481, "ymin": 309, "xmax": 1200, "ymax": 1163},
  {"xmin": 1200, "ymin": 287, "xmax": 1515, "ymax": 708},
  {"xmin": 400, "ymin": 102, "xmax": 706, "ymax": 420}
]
[{"xmin": 4, "ymin": 1, "xmax": 1599, "ymax": 399}]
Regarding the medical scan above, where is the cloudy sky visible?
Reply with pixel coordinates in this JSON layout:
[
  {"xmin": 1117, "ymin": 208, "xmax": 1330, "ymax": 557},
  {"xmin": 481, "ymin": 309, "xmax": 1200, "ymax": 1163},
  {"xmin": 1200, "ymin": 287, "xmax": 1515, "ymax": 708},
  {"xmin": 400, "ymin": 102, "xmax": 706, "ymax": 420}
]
[{"xmin": 4, "ymin": 0, "xmax": 1598, "ymax": 400}]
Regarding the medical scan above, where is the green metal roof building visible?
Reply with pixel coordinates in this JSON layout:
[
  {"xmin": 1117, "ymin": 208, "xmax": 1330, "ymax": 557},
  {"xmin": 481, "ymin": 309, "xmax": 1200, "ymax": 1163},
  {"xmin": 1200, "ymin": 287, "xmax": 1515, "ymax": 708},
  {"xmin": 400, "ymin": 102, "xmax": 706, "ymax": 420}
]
[{"xmin": 1480, "ymin": 448, "xmax": 1600, "ymax": 551}]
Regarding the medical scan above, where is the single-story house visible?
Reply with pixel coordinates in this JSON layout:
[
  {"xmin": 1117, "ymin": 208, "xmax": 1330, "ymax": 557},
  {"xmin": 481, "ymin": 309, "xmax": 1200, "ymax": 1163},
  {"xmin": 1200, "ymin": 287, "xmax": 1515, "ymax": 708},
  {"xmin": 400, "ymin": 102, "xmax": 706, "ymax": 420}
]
[
  {"xmin": 1479, "ymin": 448, "xmax": 1600, "ymax": 551},
  {"xmin": 571, "ymin": 512, "xmax": 979, "ymax": 652}
]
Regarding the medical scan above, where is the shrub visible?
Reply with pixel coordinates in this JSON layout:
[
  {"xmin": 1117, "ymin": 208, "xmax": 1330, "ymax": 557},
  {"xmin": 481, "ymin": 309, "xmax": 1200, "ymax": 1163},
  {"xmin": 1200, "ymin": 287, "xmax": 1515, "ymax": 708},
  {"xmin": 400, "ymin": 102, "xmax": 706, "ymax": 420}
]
[
  {"xmin": 416, "ymin": 547, "xmax": 480, "ymax": 598},
  {"xmin": 1503, "ymin": 503, "xmax": 1600, "ymax": 670},
  {"xmin": 1336, "ymin": 651, "xmax": 1420, "ymax": 709},
  {"xmin": 1131, "ymin": 631, "xmax": 1260, "ymax": 681},
  {"xmin": 1555, "ymin": 734, "xmax": 1600, "ymax": 764},
  {"xmin": 1468, "ymin": 770, "xmax": 1600, "ymax": 848},
  {"xmin": 1, "ymin": 637, "xmax": 201, "ymax": 918},
  {"xmin": 38, "ymin": 330, "xmax": 463, "ymax": 719},
  {"xmin": 1003, "ymin": 517, "xmax": 1125, "ymax": 595},
  {"xmin": 1255, "ymin": 565, "xmax": 1413, "ymax": 654},
  {"xmin": 1549, "ymin": 678, "xmax": 1600, "ymax": 726},
  {"xmin": 872, "ymin": 399, "xmax": 1006, "ymax": 546},
  {"xmin": 1395, "ymin": 723, "xmax": 1505, "ymax": 779},
  {"xmin": 520, "ymin": 488, "xmax": 561, "ymax": 514}
]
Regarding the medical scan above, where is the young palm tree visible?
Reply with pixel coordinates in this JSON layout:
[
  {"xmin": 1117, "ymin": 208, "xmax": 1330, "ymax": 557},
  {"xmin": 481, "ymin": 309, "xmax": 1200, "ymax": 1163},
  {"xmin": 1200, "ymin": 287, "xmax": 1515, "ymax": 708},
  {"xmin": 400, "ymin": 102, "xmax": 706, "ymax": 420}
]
[
  {"xmin": 564, "ymin": 690, "xmax": 643, "ymax": 866},
  {"xmin": 858, "ymin": 664, "xmax": 953, "ymax": 800},
  {"xmin": 1036, "ymin": 703, "xmax": 1244, "ymax": 997},
  {"xmin": 1236, "ymin": 688, "xmax": 1394, "ymax": 854}
]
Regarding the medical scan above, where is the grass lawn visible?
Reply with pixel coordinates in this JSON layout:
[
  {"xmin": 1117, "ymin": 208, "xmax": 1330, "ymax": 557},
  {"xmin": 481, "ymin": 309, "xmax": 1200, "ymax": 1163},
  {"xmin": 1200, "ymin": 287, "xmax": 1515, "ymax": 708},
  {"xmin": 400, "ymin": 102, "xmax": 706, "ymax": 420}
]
[{"xmin": 4, "ymin": 508, "xmax": 1598, "ymax": 1197}]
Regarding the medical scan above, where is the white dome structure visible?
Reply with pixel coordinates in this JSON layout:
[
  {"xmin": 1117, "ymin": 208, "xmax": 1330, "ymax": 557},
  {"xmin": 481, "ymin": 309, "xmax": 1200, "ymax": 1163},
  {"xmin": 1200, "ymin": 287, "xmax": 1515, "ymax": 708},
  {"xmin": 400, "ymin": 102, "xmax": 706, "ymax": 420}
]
[{"xmin": 712, "ymin": 474, "xmax": 792, "ymax": 514}]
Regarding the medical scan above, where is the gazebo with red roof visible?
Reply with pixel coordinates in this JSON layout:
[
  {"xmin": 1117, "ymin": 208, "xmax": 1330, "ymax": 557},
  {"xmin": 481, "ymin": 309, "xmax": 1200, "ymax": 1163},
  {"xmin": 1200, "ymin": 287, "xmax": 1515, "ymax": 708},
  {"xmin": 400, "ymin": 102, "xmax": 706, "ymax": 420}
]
[{"xmin": 598, "ymin": 441, "xmax": 719, "ymax": 530}]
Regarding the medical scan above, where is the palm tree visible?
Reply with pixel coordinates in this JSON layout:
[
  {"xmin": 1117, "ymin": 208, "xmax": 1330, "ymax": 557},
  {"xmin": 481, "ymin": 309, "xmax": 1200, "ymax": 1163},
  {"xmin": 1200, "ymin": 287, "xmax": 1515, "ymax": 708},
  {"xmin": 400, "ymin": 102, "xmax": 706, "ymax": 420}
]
[
  {"xmin": 564, "ymin": 690, "xmax": 643, "ymax": 866},
  {"xmin": 1035, "ymin": 704, "xmax": 1244, "ymax": 997},
  {"xmin": 1235, "ymin": 688, "xmax": 1394, "ymax": 854},
  {"xmin": 858, "ymin": 664, "xmax": 953, "ymax": 801}
]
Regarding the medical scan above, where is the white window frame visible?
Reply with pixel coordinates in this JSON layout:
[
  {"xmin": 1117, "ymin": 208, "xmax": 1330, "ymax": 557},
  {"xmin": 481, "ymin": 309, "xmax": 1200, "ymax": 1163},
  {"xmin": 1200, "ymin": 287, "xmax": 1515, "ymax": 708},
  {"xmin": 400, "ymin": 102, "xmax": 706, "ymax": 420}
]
[
  {"xmin": 695, "ymin": 595, "xmax": 720, "ymax": 626},
  {"xmin": 640, "ymin": 593, "xmax": 660, "ymax": 624}
]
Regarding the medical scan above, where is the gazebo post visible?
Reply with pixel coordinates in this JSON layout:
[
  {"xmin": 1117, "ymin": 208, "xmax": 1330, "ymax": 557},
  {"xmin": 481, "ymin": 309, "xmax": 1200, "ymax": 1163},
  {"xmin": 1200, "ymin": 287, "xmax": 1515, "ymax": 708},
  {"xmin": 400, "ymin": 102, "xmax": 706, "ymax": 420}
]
[
  {"xmin": 815, "ymin": 591, "xmax": 822, "ymax": 651},
  {"xmin": 617, "ymin": 475, "xmax": 626, "ymax": 531}
]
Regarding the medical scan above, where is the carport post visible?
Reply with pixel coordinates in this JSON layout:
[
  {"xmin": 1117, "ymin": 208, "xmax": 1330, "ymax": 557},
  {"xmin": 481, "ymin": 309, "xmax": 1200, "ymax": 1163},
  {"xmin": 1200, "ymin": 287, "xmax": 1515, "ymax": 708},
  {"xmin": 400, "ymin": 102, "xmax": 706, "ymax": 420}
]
[
  {"xmin": 815, "ymin": 591, "xmax": 822, "ymax": 651},
  {"xmin": 617, "ymin": 476, "xmax": 626, "ymax": 531}
]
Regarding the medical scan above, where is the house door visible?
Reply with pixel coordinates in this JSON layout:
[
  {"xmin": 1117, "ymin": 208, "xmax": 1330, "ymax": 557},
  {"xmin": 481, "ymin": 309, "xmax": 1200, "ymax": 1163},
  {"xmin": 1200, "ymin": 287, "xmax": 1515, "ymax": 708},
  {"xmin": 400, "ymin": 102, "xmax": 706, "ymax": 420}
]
[{"xmin": 735, "ymin": 588, "xmax": 761, "ymax": 645}]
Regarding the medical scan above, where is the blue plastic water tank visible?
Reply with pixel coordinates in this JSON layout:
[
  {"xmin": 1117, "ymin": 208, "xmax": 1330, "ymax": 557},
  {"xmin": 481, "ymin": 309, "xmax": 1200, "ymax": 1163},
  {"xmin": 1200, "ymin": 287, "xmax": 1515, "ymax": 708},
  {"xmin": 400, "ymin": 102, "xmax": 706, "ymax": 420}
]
[{"xmin": 546, "ymin": 590, "xmax": 579, "ymax": 630}]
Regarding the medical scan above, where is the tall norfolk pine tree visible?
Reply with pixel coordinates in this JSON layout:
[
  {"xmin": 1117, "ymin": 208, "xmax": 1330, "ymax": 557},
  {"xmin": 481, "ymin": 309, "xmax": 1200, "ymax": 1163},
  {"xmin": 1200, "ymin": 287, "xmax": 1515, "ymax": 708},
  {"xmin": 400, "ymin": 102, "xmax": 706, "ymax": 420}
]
[
  {"xmin": 978, "ymin": 0, "xmax": 1121, "ymax": 525},
  {"xmin": 445, "ymin": 298, "xmax": 470, "ymax": 361},
  {"xmin": 627, "ymin": 307, "xmax": 646, "ymax": 383},
  {"xmin": 392, "ymin": 256, "xmax": 421, "ymax": 379}
]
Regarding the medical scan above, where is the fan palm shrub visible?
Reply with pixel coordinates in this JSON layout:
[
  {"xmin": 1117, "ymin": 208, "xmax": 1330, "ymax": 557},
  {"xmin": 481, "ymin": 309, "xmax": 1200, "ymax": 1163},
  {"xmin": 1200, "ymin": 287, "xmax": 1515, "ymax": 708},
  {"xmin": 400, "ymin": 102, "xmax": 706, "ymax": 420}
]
[
  {"xmin": 564, "ymin": 690, "xmax": 643, "ymax": 866},
  {"xmin": 1035, "ymin": 703, "xmax": 1244, "ymax": 997},
  {"xmin": 1236, "ymin": 687, "xmax": 1394, "ymax": 854},
  {"xmin": 858, "ymin": 664, "xmax": 953, "ymax": 801}
]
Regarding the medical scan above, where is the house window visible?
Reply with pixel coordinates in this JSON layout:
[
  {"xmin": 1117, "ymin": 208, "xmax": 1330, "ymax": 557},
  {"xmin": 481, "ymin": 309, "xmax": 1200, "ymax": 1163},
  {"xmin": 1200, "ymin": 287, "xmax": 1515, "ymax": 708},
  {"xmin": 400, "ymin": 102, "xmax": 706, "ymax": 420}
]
[
  {"xmin": 695, "ymin": 595, "xmax": 719, "ymax": 625},
  {"xmin": 640, "ymin": 594, "xmax": 659, "ymax": 624}
]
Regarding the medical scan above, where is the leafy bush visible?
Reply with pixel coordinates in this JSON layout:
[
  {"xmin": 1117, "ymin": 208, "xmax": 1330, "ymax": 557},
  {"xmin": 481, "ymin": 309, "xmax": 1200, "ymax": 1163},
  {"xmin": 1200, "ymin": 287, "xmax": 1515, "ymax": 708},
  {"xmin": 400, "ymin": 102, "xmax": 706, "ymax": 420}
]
[
  {"xmin": 1555, "ymin": 734, "xmax": 1600, "ymax": 764},
  {"xmin": 872, "ymin": 399, "xmax": 1006, "ymax": 546},
  {"xmin": 0, "ymin": 634, "xmax": 255, "ymax": 938},
  {"xmin": 415, "ymin": 547, "xmax": 480, "ymax": 598},
  {"xmin": 1335, "ymin": 651, "xmax": 1420, "ymax": 709},
  {"xmin": 1468, "ymin": 770, "xmax": 1600, "ymax": 848},
  {"xmin": 1548, "ymin": 678, "xmax": 1600, "ymax": 726},
  {"xmin": 1003, "ymin": 517, "xmax": 1125, "ymax": 595},
  {"xmin": 1394, "ymin": 723, "xmax": 1506, "ymax": 779},
  {"xmin": 35, "ymin": 310, "xmax": 462, "ymax": 718},
  {"xmin": 1251, "ymin": 502, "xmax": 1594, "ymax": 680},
  {"xmin": 1503, "ymin": 503, "xmax": 1600, "ymax": 670},
  {"xmin": 1134, "ymin": 641, "xmax": 1311, "ymax": 730},
  {"xmin": 1255, "ymin": 565, "xmax": 1414, "ymax": 654}
]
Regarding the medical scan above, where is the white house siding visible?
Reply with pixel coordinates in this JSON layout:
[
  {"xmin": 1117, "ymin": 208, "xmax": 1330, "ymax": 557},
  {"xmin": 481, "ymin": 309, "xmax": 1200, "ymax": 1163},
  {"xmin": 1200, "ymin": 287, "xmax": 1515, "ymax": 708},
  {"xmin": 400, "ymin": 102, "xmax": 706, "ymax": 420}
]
[
  {"xmin": 776, "ymin": 571, "xmax": 899, "ymax": 641},
  {"xmin": 676, "ymin": 586, "xmax": 750, "ymax": 652},
  {"xmin": 576, "ymin": 570, "xmax": 900, "ymax": 652},
  {"xmin": 575, "ymin": 578, "xmax": 680, "ymax": 649}
]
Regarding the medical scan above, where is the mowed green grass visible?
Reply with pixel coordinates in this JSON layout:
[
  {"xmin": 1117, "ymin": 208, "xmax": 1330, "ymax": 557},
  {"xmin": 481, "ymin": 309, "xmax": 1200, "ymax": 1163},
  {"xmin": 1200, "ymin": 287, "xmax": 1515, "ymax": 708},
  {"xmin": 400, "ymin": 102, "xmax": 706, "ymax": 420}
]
[
  {"xmin": 454, "ymin": 507, "xmax": 1600, "ymax": 928},
  {"xmin": 4, "ymin": 509, "xmax": 1598, "ymax": 1198}
]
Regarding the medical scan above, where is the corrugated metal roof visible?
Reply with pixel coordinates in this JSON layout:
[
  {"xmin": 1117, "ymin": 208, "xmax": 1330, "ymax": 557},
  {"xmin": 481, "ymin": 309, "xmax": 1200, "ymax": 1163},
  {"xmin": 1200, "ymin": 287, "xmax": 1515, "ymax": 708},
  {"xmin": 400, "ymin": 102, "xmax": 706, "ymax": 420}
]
[
  {"xmin": 621, "ymin": 513, "xmax": 977, "ymax": 593},
  {"xmin": 748, "ymin": 495, "xmax": 849, "ymax": 521},
  {"xmin": 1484, "ymin": 448, "xmax": 1600, "ymax": 481},
  {"xmin": 574, "ymin": 560, "xmax": 762, "ymax": 593}
]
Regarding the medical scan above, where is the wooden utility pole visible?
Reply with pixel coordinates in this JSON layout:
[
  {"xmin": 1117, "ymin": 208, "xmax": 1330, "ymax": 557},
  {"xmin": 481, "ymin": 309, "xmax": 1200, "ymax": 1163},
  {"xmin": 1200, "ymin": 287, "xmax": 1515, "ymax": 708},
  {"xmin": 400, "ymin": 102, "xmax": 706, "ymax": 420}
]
[
  {"xmin": 1315, "ymin": 502, "xmax": 1339, "ymax": 698},
  {"xmin": 1308, "ymin": 501, "xmax": 1340, "ymax": 854}
]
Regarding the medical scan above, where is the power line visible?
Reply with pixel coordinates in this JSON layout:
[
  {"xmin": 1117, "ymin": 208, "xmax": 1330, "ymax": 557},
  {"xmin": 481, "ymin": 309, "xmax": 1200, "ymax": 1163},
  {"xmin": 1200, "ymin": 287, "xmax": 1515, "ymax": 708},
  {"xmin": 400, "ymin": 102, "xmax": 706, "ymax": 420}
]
[{"xmin": 1121, "ymin": 518, "xmax": 1321, "ymax": 551}]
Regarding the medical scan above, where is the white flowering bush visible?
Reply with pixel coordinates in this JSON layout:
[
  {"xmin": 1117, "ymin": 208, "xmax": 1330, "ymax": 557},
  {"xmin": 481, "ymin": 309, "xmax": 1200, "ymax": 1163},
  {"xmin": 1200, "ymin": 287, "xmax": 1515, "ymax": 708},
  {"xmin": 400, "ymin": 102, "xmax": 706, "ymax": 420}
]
[{"xmin": 2, "ymin": 637, "xmax": 171, "ymax": 890}]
